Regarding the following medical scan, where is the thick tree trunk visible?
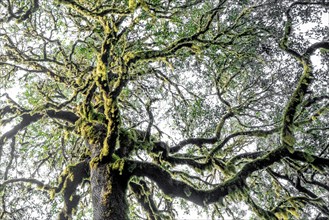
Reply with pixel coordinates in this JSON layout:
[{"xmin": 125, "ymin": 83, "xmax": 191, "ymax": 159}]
[{"xmin": 91, "ymin": 164, "xmax": 129, "ymax": 220}]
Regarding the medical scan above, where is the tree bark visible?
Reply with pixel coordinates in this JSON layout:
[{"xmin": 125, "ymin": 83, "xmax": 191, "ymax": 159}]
[{"xmin": 91, "ymin": 164, "xmax": 129, "ymax": 220}]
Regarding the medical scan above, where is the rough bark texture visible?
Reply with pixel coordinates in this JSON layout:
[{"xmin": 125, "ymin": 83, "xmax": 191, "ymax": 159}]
[{"xmin": 91, "ymin": 164, "xmax": 129, "ymax": 220}]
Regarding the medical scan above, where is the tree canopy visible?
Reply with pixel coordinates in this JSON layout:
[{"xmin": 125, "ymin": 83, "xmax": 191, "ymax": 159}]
[{"xmin": 0, "ymin": 0, "xmax": 329, "ymax": 219}]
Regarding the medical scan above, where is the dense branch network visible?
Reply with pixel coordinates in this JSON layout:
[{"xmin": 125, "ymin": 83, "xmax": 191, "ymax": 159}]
[{"xmin": 0, "ymin": 0, "xmax": 328, "ymax": 219}]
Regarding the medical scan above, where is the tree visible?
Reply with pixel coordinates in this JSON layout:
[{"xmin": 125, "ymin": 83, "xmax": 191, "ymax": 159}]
[{"xmin": 0, "ymin": 0, "xmax": 328, "ymax": 219}]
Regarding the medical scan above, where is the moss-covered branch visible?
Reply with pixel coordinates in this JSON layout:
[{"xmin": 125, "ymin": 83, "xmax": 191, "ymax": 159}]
[
  {"xmin": 278, "ymin": 2, "xmax": 329, "ymax": 154},
  {"xmin": 0, "ymin": 109, "xmax": 79, "ymax": 160},
  {"xmin": 58, "ymin": 0, "xmax": 129, "ymax": 18},
  {"xmin": 129, "ymin": 180, "xmax": 162, "ymax": 220},
  {"xmin": 210, "ymin": 127, "xmax": 279, "ymax": 156},
  {"xmin": 56, "ymin": 159, "xmax": 90, "ymax": 220},
  {"xmin": 0, "ymin": 113, "xmax": 41, "ymax": 161},
  {"xmin": 127, "ymin": 146, "xmax": 289, "ymax": 207},
  {"xmin": 0, "ymin": 177, "xmax": 55, "ymax": 191},
  {"xmin": 1, "ymin": 158, "xmax": 90, "ymax": 220},
  {"xmin": 124, "ymin": 1, "xmax": 228, "ymax": 66}
]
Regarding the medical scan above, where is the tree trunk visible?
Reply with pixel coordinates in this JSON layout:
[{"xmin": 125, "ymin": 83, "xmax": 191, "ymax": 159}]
[{"xmin": 91, "ymin": 164, "xmax": 129, "ymax": 220}]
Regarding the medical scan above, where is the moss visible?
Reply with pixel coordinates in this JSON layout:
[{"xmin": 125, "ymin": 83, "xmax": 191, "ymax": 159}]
[
  {"xmin": 87, "ymin": 109, "xmax": 104, "ymax": 122},
  {"xmin": 78, "ymin": 120, "xmax": 106, "ymax": 145},
  {"xmin": 163, "ymin": 194, "xmax": 173, "ymax": 202},
  {"xmin": 279, "ymin": 20, "xmax": 292, "ymax": 50},
  {"xmin": 111, "ymin": 158, "xmax": 125, "ymax": 175},
  {"xmin": 224, "ymin": 164, "xmax": 236, "ymax": 177},
  {"xmin": 69, "ymin": 173, "xmax": 75, "ymax": 182},
  {"xmin": 75, "ymin": 77, "xmax": 82, "ymax": 86},
  {"xmin": 274, "ymin": 210, "xmax": 289, "ymax": 220},
  {"xmin": 286, "ymin": 207, "xmax": 299, "ymax": 218},
  {"xmin": 36, "ymin": 184, "xmax": 44, "ymax": 190},
  {"xmin": 112, "ymin": 78, "xmax": 122, "ymax": 91},
  {"xmin": 101, "ymin": 164, "xmax": 118, "ymax": 204},
  {"xmin": 100, "ymin": 141, "xmax": 110, "ymax": 161},
  {"xmin": 96, "ymin": 54, "xmax": 107, "ymax": 79},
  {"xmin": 191, "ymin": 44, "xmax": 201, "ymax": 53},
  {"xmin": 310, "ymin": 164, "xmax": 324, "ymax": 173},
  {"xmin": 282, "ymin": 133, "xmax": 295, "ymax": 153},
  {"xmin": 128, "ymin": 0, "xmax": 137, "ymax": 11},
  {"xmin": 102, "ymin": 180, "xmax": 113, "ymax": 205},
  {"xmin": 123, "ymin": 52, "xmax": 135, "ymax": 64},
  {"xmin": 320, "ymin": 48, "xmax": 329, "ymax": 54},
  {"xmin": 90, "ymin": 157, "xmax": 100, "ymax": 170},
  {"xmin": 49, "ymin": 189, "xmax": 56, "ymax": 200},
  {"xmin": 303, "ymin": 152, "xmax": 315, "ymax": 163},
  {"xmin": 104, "ymin": 98, "xmax": 115, "ymax": 119},
  {"xmin": 80, "ymin": 148, "xmax": 91, "ymax": 160},
  {"xmin": 112, "ymin": 153, "xmax": 120, "ymax": 161}
]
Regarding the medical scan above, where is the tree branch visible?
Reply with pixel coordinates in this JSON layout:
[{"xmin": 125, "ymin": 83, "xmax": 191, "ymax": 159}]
[
  {"xmin": 0, "ymin": 110, "xmax": 78, "ymax": 160},
  {"xmin": 129, "ymin": 180, "xmax": 161, "ymax": 220},
  {"xmin": 127, "ymin": 146, "xmax": 289, "ymax": 206},
  {"xmin": 57, "ymin": 159, "xmax": 90, "ymax": 220},
  {"xmin": 304, "ymin": 41, "xmax": 329, "ymax": 57}
]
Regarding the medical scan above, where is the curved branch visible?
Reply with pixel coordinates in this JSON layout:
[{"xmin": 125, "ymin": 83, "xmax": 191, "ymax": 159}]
[
  {"xmin": 170, "ymin": 137, "xmax": 217, "ymax": 154},
  {"xmin": 125, "ymin": 1, "xmax": 227, "ymax": 66},
  {"xmin": 226, "ymin": 151, "xmax": 266, "ymax": 166},
  {"xmin": 6, "ymin": 0, "xmax": 39, "ymax": 22},
  {"xmin": 267, "ymin": 168, "xmax": 317, "ymax": 198},
  {"xmin": 0, "ymin": 110, "xmax": 78, "ymax": 160},
  {"xmin": 165, "ymin": 156, "xmax": 210, "ymax": 170},
  {"xmin": 278, "ymin": 2, "xmax": 326, "ymax": 153},
  {"xmin": 1, "ymin": 159, "xmax": 90, "ymax": 220},
  {"xmin": 0, "ymin": 113, "xmax": 42, "ymax": 160},
  {"xmin": 46, "ymin": 110, "xmax": 79, "ymax": 124},
  {"xmin": 58, "ymin": 0, "xmax": 129, "ymax": 17},
  {"xmin": 127, "ymin": 146, "xmax": 289, "ymax": 206},
  {"xmin": 280, "ymin": 1, "xmax": 329, "ymax": 59},
  {"xmin": 57, "ymin": 159, "xmax": 90, "ymax": 220},
  {"xmin": 210, "ymin": 127, "xmax": 278, "ymax": 156},
  {"xmin": 289, "ymin": 150, "xmax": 329, "ymax": 168},
  {"xmin": 304, "ymin": 41, "xmax": 329, "ymax": 57},
  {"xmin": 129, "ymin": 180, "xmax": 161, "ymax": 220},
  {"xmin": 0, "ymin": 178, "xmax": 54, "ymax": 191}
]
